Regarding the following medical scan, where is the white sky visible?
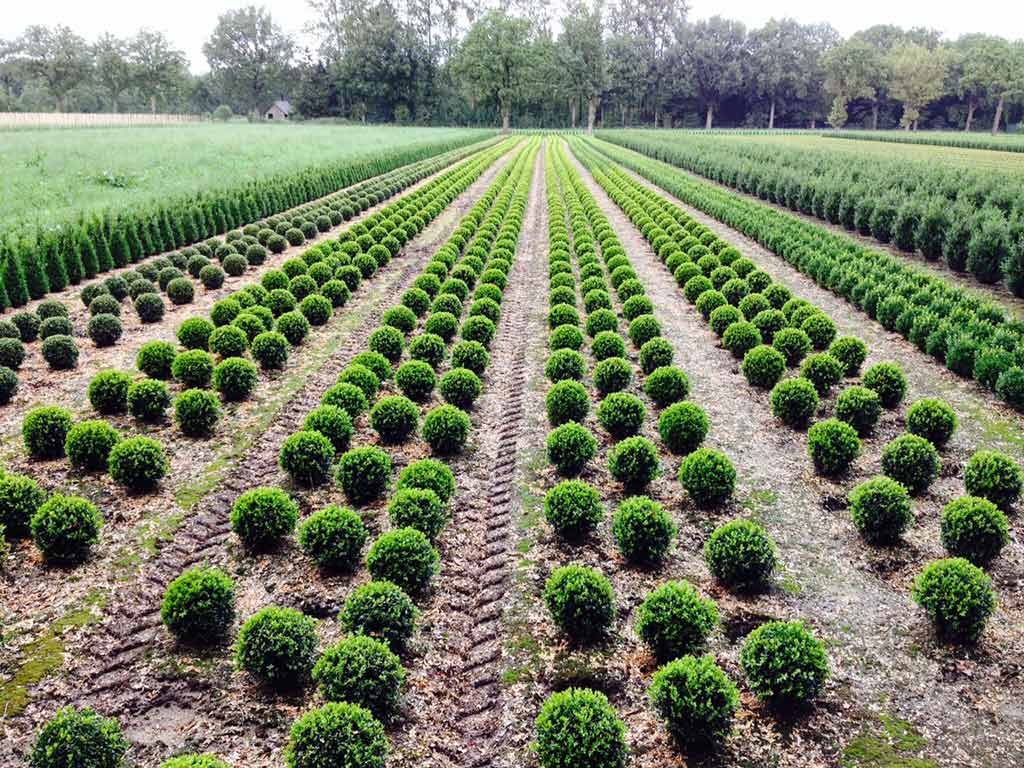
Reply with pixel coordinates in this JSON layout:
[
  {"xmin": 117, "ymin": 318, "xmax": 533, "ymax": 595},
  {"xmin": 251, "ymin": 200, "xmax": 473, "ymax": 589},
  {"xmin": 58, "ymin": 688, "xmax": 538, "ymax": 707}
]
[{"xmin": 5, "ymin": 0, "xmax": 1019, "ymax": 74}]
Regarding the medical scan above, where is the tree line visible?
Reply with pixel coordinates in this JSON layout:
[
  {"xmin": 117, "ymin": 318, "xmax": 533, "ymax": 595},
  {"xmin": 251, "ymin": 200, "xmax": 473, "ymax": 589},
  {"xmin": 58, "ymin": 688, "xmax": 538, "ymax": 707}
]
[{"xmin": 2, "ymin": 1, "xmax": 1022, "ymax": 133}]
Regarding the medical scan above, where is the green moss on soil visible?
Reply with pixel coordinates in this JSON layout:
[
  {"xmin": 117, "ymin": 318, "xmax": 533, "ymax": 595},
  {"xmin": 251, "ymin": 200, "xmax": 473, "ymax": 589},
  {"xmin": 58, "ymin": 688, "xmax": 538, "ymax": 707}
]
[{"xmin": 842, "ymin": 714, "xmax": 935, "ymax": 768}]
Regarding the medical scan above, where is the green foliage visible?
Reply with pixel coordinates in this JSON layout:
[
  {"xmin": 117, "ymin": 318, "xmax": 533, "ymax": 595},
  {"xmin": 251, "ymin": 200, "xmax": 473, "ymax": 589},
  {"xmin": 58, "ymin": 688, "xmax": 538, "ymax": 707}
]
[
  {"xmin": 835, "ymin": 385, "xmax": 882, "ymax": 436},
  {"xmin": 608, "ymin": 436, "xmax": 659, "ymax": 489},
  {"xmin": 313, "ymin": 635, "xmax": 405, "ymax": 720},
  {"xmin": 338, "ymin": 446, "xmax": 392, "ymax": 504},
  {"xmin": 534, "ymin": 688, "xmax": 626, "ymax": 768},
  {"xmin": 906, "ymin": 399, "xmax": 957, "ymax": 447},
  {"xmin": 213, "ymin": 357, "xmax": 258, "ymax": 401},
  {"xmin": 367, "ymin": 527, "xmax": 439, "ymax": 596},
  {"xmin": 740, "ymin": 620, "xmax": 829, "ymax": 708},
  {"xmin": 160, "ymin": 566, "xmax": 236, "ymax": 644},
  {"xmin": 87, "ymin": 370, "xmax": 131, "ymax": 415},
  {"xmin": 704, "ymin": 519, "xmax": 777, "ymax": 590},
  {"xmin": 299, "ymin": 504, "xmax": 367, "ymax": 571},
  {"xmin": 679, "ymin": 448, "xmax": 735, "ymax": 508},
  {"xmin": 30, "ymin": 494, "xmax": 103, "ymax": 563},
  {"xmin": 340, "ymin": 580, "xmax": 418, "ymax": 653},
  {"xmin": 543, "ymin": 564, "xmax": 615, "ymax": 641},
  {"xmin": 828, "ymin": 336, "xmax": 867, "ymax": 376},
  {"xmin": 396, "ymin": 458, "xmax": 456, "ymax": 502},
  {"xmin": 29, "ymin": 706, "xmax": 128, "ymax": 768},
  {"xmin": 612, "ymin": 495, "xmax": 675, "ymax": 564},
  {"xmin": 0, "ymin": 473, "xmax": 45, "ymax": 536},
  {"xmin": 863, "ymin": 361, "xmax": 907, "ymax": 408},
  {"xmin": 964, "ymin": 450, "xmax": 1022, "ymax": 511},
  {"xmin": 636, "ymin": 580, "xmax": 717, "ymax": 662},
  {"xmin": 172, "ymin": 349, "xmax": 214, "ymax": 389},
  {"xmin": 940, "ymin": 496, "xmax": 1008, "ymax": 566},
  {"xmin": 769, "ymin": 377, "xmax": 819, "ymax": 428},
  {"xmin": 230, "ymin": 487, "xmax": 298, "ymax": 548},
  {"xmin": 597, "ymin": 392, "xmax": 645, "ymax": 439},
  {"xmin": 658, "ymin": 401, "xmax": 709, "ymax": 455},
  {"xmin": 388, "ymin": 488, "xmax": 447, "ymax": 542},
  {"xmin": 251, "ymin": 331, "xmax": 290, "ymax": 370},
  {"xmin": 545, "ymin": 479, "xmax": 602, "ymax": 540},
  {"xmin": 279, "ymin": 430, "xmax": 335, "ymax": 486},
  {"xmin": 137, "ymin": 340, "xmax": 177, "ymax": 379},
  {"xmin": 881, "ymin": 434, "xmax": 940, "ymax": 495},
  {"xmin": 912, "ymin": 558, "xmax": 996, "ymax": 643},
  {"xmin": 236, "ymin": 605, "xmax": 318, "ymax": 690},
  {"xmin": 650, "ymin": 655, "xmax": 739, "ymax": 747},
  {"xmin": 848, "ymin": 476, "xmax": 913, "ymax": 544},
  {"xmin": 593, "ymin": 357, "xmax": 632, "ymax": 395},
  {"xmin": 807, "ymin": 418, "xmax": 860, "ymax": 476},
  {"xmin": 65, "ymin": 420, "xmax": 120, "ymax": 471},
  {"xmin": 285, "ymin": 702, "xmax": 388, "ymax": 768},
  {"xmin": 127, "ymin": 379, "xmax": 170, "ymax": 421},
  {"xmin": 41, "ymin": 335, "xmax": 79, "ymax": 370},
  {"xmin": 23, "ymin": 405, "xmax": 73, "ymax": 459}
]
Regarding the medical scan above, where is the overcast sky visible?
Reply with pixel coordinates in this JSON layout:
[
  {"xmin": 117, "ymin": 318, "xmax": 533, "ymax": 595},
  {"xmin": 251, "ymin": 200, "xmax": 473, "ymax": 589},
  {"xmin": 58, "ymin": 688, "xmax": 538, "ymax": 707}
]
[{"xmin": 6, "ymin": 0, "xmax": 1018, "ymax": 73}]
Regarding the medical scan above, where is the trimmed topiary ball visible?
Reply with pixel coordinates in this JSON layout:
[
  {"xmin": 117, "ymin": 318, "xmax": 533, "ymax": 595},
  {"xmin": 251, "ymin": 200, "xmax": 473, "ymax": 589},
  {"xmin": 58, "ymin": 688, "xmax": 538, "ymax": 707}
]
[
  {"xmin": 299, "ymin": 504, "xmax": 367, "ymax": 570},
  {"xmin": 906, "ymin": 399, "xmax": 957, "ymax": 448},
  {"xmin": 172, "ymin": 350, "xmax": 214, "ymax": 389},
  {"xmin": 65, "ymin": 420, "xmax": 121, "ymax": 471},
  {"xmin": 279, "ymin": 430, "xmax": 335, "ymax": 486},
  {"xmin": 388, "ymin": 488, "xmax": 447, "ymax": 542},
  {"xmin": 639, "ymin": 337, "xmax": 674, "ymax": 374},
  {"xmin": 658, "ymin": 401, "xmax": 708, "ymax": 455},
  {"xmin": 408, "ymin": 332, "xmax": 446, "ymax": 368},
  {"xmin": 534, "ymin": 688, "xmax": 626, "ymax": 768},
  {"xmin": 396, "ymin": 458, "xmax": 455, "ymax": 505},
  {"xmin": 251, "ymin": 331, "xmax": 290, "ymax": 370},
  {"xmin": 644, "ymin": 366, "xmax": 689, "ymax": 408},
  {"xmin": 367, "ymin": 527, "xmax": 439, "ymax": 596},
  {"xmin": 742, "ymin": 345, "xmax": 786, "ymax": 389},
  {"xmin": 368, "ymin": 325, "xmax": 404, "ymax": 363},
  {"xmin": 964, "ymin": 449, "xmax": 1022, "ymax": 511},
  {"xmin": 546, "ymin": 380, "xmax": 589, "ymax": 425},
  {"xmin": 881, "ymin": 434, "xmax": 940, "ymax": 495},
  {"xmin": 29, "ymin": 707, "xmax": 128, "ymax": 768},
  {"xmin": 88, "ymin": 370, "xmax": 131, "ymax": 415},
  {"xmin": 208, "ymin": 325, "xmax": 248, "ymax": 358},
  {"xmin": 230, "ymin": 487, "xmax": 298, "ymax": 548},
  {"xmin": 108, "ymin": 436, "xmax": 168, "ymax": 491},
  {"xmin": 593, "ymin": 357, "xmax": 632, "ymax": 395},
  {"xmin": 313, "ymin": 635, "xmax": 405, "ymax": 721},
  {"xmin": 722, "ymin": 321, "xmax": 761, "ymax": 359},
  {"xmin": 303, "ymin": 404, "xmax": 352, "ymax": 452},
  {"xmin": 340, "ymin": 580, "xmax": 418, "ymax": 653},
  {"xmin": 772, "ymin": 327, "xmax": 812, "ymax": 366},
  {"xmin": 42, "ymin": 335, "xmax": 79, "ymax": 370},
  {"xmin": 39, "ymin": 317, "xmax": 72, "ymax": 342},
  {"xmin": 546, "ymin": 421, "xmax": 597, "ymax": 476},
  {"xmin": 137, "ymin": 340, "xmax": 177, "ymax": 379},
  {"xmin": 396, "ymin": 360, "xmax": 436, "ymax": 401},
  {"xmin": 807, "ymin": 418, "xmax": 860, "ymax": 476},
  {"xmin": 338, "ymin": 446, "xmax": 392, "ymax": 505},
  {"xmin": 608, "ymin": 436, "xmax": 659, "ymax": 490},
  {"xmin": 740, "ymin": 621, "xmax": 828, "ymax": 709},
  {"xmin": 11, "ymin": 311, "xmax": 40, "ymax": 342},
  {"xmin": 650, "ymin": 655, "xmax": 739, "ymax": 747},
  {"xmin": 863, "ymin": 361, "xmax": 907, "ymax": 408},
  {"xmin": 160, "ymin": 566, "xmax": 235, "ymax": 645},
  {"xmin": 276, "ymin": 311, "xmax": 310, "ymax": 346},
  {"xmin": 23, "ymin": 405, "xmax": 73, "ymax": 459},
  {"xmin": 30, "ymin": 494, "xmax": 102, "ymax": 564},
  {"xmin": 801, "ymin": 312, "xmax": 837, "ymax": 349},
  {"xmin": 835, "ymin": 385, "xmax": 882, "ymax": 436},
  {"xmin": 135, "ymin": 293, "xmax": 165, "ymax": 323},
  {"xmin": 597, "ymin": 392, "xmax": 645, "ymax": 439},
  {"xmin": 912, "ymin": 558, "xmax": 996, "ymax": 643},
  {"xmin": 178, "ymin": 317, "xmax": 215, "ymax": 350},
  {"xmin": 439, "ymin": 367, "xmax": 482, "ymax": 409},
  {"xmin": 848, "ymin": 476, "xmax": 913, "ymax": 544},
  {"xmin": 0, "ymin": 337, "xmax": 26, "ymax": 371},
  {"xmin": 769, "ymin": 377, "xmax": 819, "ymax": 428},
  {"xmin": 422, "ymin": 404, "xmax": 471, "ymax": 455},
  {"xmin": 127, "ymin": 379, "xmax": 170, "ymax": 421},
  {"xmin": 704, "ymin": 519, "xmax": 777, "ymax": 590},
  {"xmin": 0, "ymin": 365, "xmax": 17, "ymax": 404},
  {"xmin": 0, "ymin": 473, "xmax": 45, "ymax": 536},
  {"xmin": 940, "ymin": 495, "xmax": 1009, "ymax": 566},
  {"xmin": 545, "ymin": 349, "xmax": 585, "ymax": 382},
  {"xmin": 543, "ymin": 564, "xmax": 615, "ymax": 641},
  {"xmin": 213, "ymin": 357, "xmax": 258, "ymax": 401},
  {"xmin": 236, "ymin": 605, "xmax": 318, "ymax": 690},
  {"xmin": 679, "ymin": 448, "xmax": 735, "ymax": 508},
  {"xmin": 828, "ymin": 336, "xmax": 868, "ymax": 376},
  {"xmin": 800, "ymin": 352, "xmax": 844, "ymax": 396},
  {"xmin": 451, "ymin": 340, "xmax": 489, "ymax": 375},
  {"xmin": 636, "ymin": 580, "xmax": 717, "ymax": 661},
  {"xmin": 174, "ymin": 389, "xmax": 221, "ymax": 437},
  {"xmin": 87, "ymin": 314, "xmax": 122, "ymax": 347},
  {"xmin": 545, "ymin": 480, "xmax": 602, "ymax": 540},
  {"xmin": 612, "ymin": 495, "xmax": 675, "ymax": 564},
  {"xmin": 284, "ymin": 702, "xmax": 388, "ymax": 768},
  {"xmin": 370, "ymin": 396, "xmax": 419, "ymax": 444},
  {"xmin": 591, "ymin": 330, "xmax": 625, "ymax": 360}
]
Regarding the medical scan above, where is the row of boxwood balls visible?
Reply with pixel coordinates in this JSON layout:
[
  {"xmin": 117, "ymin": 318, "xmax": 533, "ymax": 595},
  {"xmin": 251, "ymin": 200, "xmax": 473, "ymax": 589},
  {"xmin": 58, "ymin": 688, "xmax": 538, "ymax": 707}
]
[{"xmin": 583, "ymin": 139, "xmax": 1022, "ymax": 647}]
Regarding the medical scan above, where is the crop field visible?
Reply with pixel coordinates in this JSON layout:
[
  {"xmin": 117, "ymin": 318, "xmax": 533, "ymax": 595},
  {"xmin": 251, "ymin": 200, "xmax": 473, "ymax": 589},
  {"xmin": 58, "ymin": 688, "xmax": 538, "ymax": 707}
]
[{"xmin": 3, "ymin": 127, "xmax": 1024, "ymax": 768}]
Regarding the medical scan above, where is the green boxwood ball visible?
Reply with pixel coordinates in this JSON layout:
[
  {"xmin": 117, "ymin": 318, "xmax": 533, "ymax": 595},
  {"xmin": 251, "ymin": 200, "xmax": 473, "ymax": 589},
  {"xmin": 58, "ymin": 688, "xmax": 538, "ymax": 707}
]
[
  {"xmin": 127, "ymin": 379, "xmax": 170, "ymax": 421},
  {"xmin": 546, "ymin": 380, "xmax": 589, "ymax": 426},
  {"xmin": 235, "ymin": 605, "xmax": 318, "ymax": 690},
  {"xmin": 340, "ymin": 580, "xmax": 418, "ymax": 653},
  {"xmin": 906, "ymin": 399, "xmax": 957, "ymax": 448},
  {"xmin": 284, "ymin": 702, "xmax": 387, "ymax": 768},
  {"xmin": 608, "ymin": 436, "xmax": 659, "ymax": 490},
  {"xmin": 41, "ymin": 335, "xmax": 79, "ymax": 370},
  {"xmin": 940, "ymin": 495, "xmax": 1009, "ymax": 566},
  {"xmin": 160, "ymin": 566, "xmax": 235, "ymax": 644},
  {"xmin": 612, "ymin": 495, "xmax": 675, "ymax": 564},
  {"xmin": 370, "ymin": 396, "xmax": 419, "ymax": 444},
  {"xmin": 251, "ymin": 331, "xmax": 290, "ymax": 370},
  {"xmin": 108, "ymin": 436, "xmax": 168, "ymax": 491},
  {"xmin": 230, "ymin": 487, "xmax": 298, "ymax": 548},
  {"xmin": 650, "ymin": 655, "xmax": 739, "ymax": 747},
  {"xmin": 87, "ymin": 314, "xmax": 122, "ymax": 347},
  {"xmin": 848, "ymin": 476, "xmax": 913, "ymax": 544},
  {"xmin": 800, "ymin": 352, "xmax": 845, "ymax": 396},
  {"xmin": 807, "ymin": 418, "xmax": 860, "ymax": 476},
  {"xmin": 586, "ymin": 308, "xmax": 618, "ymax": 337},
  {"xmin": 208, "ymin": 325, "xmax": 248, "ymax": 358},
  {"xmin": 299, "ymin": 502, "xmax": 367, "ymax": 570},
  {"xmin": 636, "ymin": 580, "xmax": 717, "ymax": 661},
  {"xmin": 881, "ymin": 434, "xmax": 940, "ymax": 495},
  {"xmin": 534, "ymin": 688, "xmax": 626, "ymax": 768},
  {"xmin": 772, "ymin": 327, "xmax": 812, "ymax": 366},
  {"xmin": 742, "ymin": 345, "xmax": 786, "ymax": 389},
  {"xmin": 439, "ymin": 367, "xmax": 482, "ymax": 409},
  {"xmin": 863, "ymin": 361, "xmax": 907, "ymax": 408},
  {"xmin": 740, "ymin": 620, "xmax": 829, "ymax": 708},
  {"xmin": 367, "ymin": 527, "xmax": 439, "ymax": 596},
  {"xmin": 828, "ymin": 336, "xmax": 868, "ymax": 376},
  {"xmin": 638, "ymin": 337, "xmax": 673, "ymax": 375},
  {"xmin": 422, "ymin": 404, "xmax": 471, "ymax": 455},
  {"xmin": 679, "ymin": 448, "xmax": 736, "ymax": 508},
  {"xmin": 134, "ymin": 293, "xmax": 165, "ymax": 323},
  {"xmin": 543, "ymin": 564, "xmax": 615, "ymax": 641},
  {"xmin": 964, "ymin": 450, "xmax": 1022, "ymax": 511},
  {"xmin": 388, "ymin": 488, "xmax": 447, "ymax": 541},
  {"xmin": 280, "ymin": 430, "xmax": 336, "ymax": 486},
  {"xmin": 545, "ymin": 479, "xmax": 602, "ymax": 540},
  {"xmin": 597, "ymin": 392, "xmax": 645, "ymax": 439},
  {"xmin": 704, "ymin": 519, "xmax": 777, "ymax": 590},
  {"xmin": 29, "ymin": 707, "xmax": 128, "ymax": 768},
  {"xmin": 658, "ymin": 401, "xmax": 708, "ymax": 455},
  {"xmin": 395, "ymin": 360, "xmax": 436, "ymax": 401},
  {"xmin": 722, "ymin": 321, "xmax": 762, "ymax": 359},
  {"xmin": 549, "ymin": 323, "xmax": 584, "ymax": 352},
  {"xmin": 213, "ymin": 357, "xmax": 258, "ymax": 401},
  {"xmin": 177, "ymin": 317, "xmax": 215, "ymax": 350},
  {"xmin": 593, "ymin": 357, "xmax": 632, "ymax": 395},
  {"xmin": 769, "ymin": 377, "xmax": 819, "ymax": 428},
  {"xmin": 0, "ymin": 337, "xmax": 26, "ymax": 369},
  {"xmin": 337, "ymin": 446, "xmax": 392, "ymax": 504},
  {"xmin": 545, "ymin": 349, "xmax": 585, "ymax": 382},
  {"xmin": 0, "ymin": 473, "xmax": 45, "ymax": 536},
  {"xmin": 172, "ymin": 349, "xmax": 214, "ymax": 389},
  {"xmin": 644, "ymin": 366, "xmax": 689, "ymax": 407},
  {"xmin": 30, "ymin": 494, "xmax": 103, "ymax": 563},
  {"xmin": 591, "ymin": 330, "xmax": 625, "ymax": 360},
  {"xmin": 88, "ymin": 370, "xmax": 131, "ymax": 415},
  {"xmin": 23, "ymin": 405, "xmax": 73, "ymax": 459},
  {"xmin": 408, "ymin": 332, "xmax": 446, "ymax": 368},
  {"xmin": 835, "ymin": 385, "xmax": 882, "ymax": 436},
  {"xmin": 137, "ymin": 340, "xmax": 177, "ymax": 379},
  {"xmin": 312, "ymin": 635, "xmax": 405, "ymax": 721},
  {"xmin": 65, "ymin": 420, "xmax": 121, "ymax": 471},
  {"xmin": 912, "ymin": 558, "xmax": 996, "ymax": 643},
  {"xmin": 303, "ymin": 404, "xmax": 353, "ymax": 452}
]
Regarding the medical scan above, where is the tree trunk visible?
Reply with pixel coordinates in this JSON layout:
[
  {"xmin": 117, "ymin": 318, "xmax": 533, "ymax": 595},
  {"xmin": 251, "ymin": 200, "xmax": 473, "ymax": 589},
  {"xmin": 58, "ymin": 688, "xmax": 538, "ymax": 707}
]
[
  {"xmin": 586, "ymin": 96, "xmax": 598, "ymax": 134},
  {"xmin": 501, "ymin": 105, "xmax": 511, "ymax": 133},
  {"xmin": 871, "ymin": 103, "xmax": 879, "ymax": 130},
  {"xmin": 111, "ymin": 95, "xmax": 119, "ymax": 114},
  {"xmin": 992, "ymin": 93, "xmax": 1005, "ymax": 135},
  {"xmin": 768, "ymin": 99, "xmax": 775, "ymax": 130},
  {"xmin": 150, "ymin": 95, "xmax": 157, "ymax": 114},
  {"xmin": 570, "ymin": 98, "xmax": 578, "ymax": 129},
  {"xmin": 810, "ymin": 118, "xmax": 816, "ymax": 129},
  {"xmin": 965, "ymin": 99, "xmax": 976, "ymax": 132},
  {"xmin": 654, "ymin": 106, "xmax": 660, "ymax": 128},
  {"xmin": 705, "ymin": 104, "xmax": 713, "ymax": 129},
  {"xmin": 662, "ymin": 112, "xmax": 671, "ymax": 129}
]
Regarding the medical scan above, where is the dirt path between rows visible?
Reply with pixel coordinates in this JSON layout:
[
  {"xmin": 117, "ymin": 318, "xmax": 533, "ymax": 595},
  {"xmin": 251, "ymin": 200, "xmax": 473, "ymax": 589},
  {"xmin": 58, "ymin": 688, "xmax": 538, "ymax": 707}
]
[
  {"xmin": 614, "ymin": 142, "xmax": 1024, "ymax": 319},
  {"xmin": 0, "ymin": 146, "xmax": 519, "ymax": 766},
  {"xmin": 566, "ymin": 146, "xmax": 1024, "ymax": 767}
]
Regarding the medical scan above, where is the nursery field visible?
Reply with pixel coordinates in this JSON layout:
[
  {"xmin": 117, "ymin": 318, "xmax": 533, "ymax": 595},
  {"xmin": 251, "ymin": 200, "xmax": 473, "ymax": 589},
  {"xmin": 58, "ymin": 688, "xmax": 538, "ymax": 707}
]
[{"xmin": 3, "ymin": 131, "xmax": 1024, "ymax": 768}]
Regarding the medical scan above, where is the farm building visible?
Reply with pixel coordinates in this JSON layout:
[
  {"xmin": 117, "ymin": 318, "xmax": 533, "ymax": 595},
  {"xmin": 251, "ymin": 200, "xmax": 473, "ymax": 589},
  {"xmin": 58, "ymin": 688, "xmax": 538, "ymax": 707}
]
[{"xmin": 265, "ymin": 100, "xmax": 292, "ymax": 120}]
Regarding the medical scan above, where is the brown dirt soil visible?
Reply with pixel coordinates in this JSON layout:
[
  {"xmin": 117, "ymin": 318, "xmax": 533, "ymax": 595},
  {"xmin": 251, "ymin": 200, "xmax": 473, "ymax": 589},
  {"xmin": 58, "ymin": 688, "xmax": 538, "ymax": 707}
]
[
  {"xmin": 0, "ymin": 147, "xmax": 518, "ymax": 766},
  {"xmin": 495, "ymin": 146, "xmax": 1024, "ymax": 768}
]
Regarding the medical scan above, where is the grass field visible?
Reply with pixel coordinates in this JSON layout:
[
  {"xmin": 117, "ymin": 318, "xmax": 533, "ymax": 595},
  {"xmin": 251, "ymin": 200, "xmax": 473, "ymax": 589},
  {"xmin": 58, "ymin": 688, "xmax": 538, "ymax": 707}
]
[{"xmin": 0, "ymin": 124, "xmax": 491, "ymax": 228}]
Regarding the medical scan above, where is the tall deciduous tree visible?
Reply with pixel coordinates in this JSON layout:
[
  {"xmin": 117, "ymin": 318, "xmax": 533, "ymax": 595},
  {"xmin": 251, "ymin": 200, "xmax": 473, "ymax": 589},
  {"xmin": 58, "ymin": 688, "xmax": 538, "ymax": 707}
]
[
  {"xmin": 203, "ymin": 5, "xmax": 295, "ymax": 116},
  {"xmin": 887, "ymin": 42, "xmax": 949, "ymax": 129},
  {"xmin": 749, "ymin": 18, "xmax": 833, "ymax": 129},
  {"xmin": 451, "ymin": 10, "xmax": 533, "ymax": 131},
  {"xmin": 131, "ymin": 30, "xmax": 188, "ymax": 113},
  {"xmin": 558, "ymin": 0, "xmax": 606, "ymax": 132},
  {"xmin": 823, "ymin": 37, "xmax": 879, "ymax": 128},
  {"xmin": 16, "ymin": 25, "xmax": 92, "ymax": 111},
  {"xmin": 93, "ymin": 33, "xmax": 134, "ymax": 113},
  {"xmin": 677, "ymin": 16, "xmax": 747, "ymax": 129}
]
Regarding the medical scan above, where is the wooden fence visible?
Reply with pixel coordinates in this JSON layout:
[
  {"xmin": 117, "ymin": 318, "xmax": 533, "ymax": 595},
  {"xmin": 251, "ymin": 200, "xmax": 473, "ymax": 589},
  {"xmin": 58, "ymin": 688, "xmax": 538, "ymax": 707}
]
[{"xmin": 0, "ymin": 112, "xmax": 201, "ymax": 128}]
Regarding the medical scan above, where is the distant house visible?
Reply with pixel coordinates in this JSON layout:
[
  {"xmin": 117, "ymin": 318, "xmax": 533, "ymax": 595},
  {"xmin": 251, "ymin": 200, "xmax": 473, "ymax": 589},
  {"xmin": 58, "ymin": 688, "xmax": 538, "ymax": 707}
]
[{"xmin": 265, "ymin": 100, "xmax": 292, "ymax": 120}]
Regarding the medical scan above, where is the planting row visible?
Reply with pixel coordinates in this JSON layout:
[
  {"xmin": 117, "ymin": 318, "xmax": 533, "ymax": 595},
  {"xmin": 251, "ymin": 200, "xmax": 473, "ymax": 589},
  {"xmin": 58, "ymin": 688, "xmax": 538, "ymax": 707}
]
[
  {"xmin": 0, "ymin": 141, "xmax": 514, "ymax": 570},
  {"xmin": 573, "ymin": 136, "xmax": 1022, "ymax": 646},
  {"xmin": 0, "ymin": 139, "xmax": 499, "ymax": 398},
  {"xmin": 823, "ymin": 129, "xmax": 1024, "ymax": 154},
  {"xmin": 0, "ymin": 131, "xmax": 495, "ymax": 311},
  {"xmin": 17, "ymin": 139, "xmax": 539, "ymax": 768},
  {"xmin": 590, "ymin": 137, "xmax": 1024, "ymax": 411},
  {"xmin": 600, "ymin": 130, "xmax": 1024, "ymax": 295}
]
